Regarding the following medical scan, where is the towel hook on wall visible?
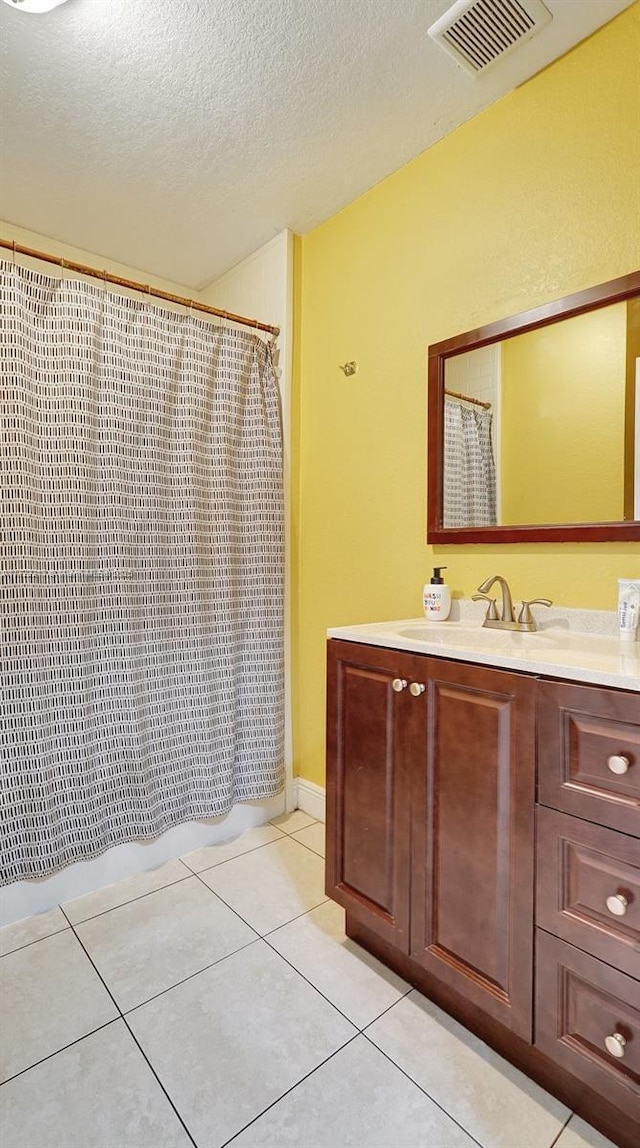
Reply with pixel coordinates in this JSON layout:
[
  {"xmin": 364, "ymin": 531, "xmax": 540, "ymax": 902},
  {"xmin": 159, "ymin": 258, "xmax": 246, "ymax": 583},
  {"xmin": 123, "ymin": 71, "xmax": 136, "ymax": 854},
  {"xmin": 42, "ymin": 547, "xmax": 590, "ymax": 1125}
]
[{"xmin": 338, "ymin": 361, "xmax": 357, "ymax": 377}]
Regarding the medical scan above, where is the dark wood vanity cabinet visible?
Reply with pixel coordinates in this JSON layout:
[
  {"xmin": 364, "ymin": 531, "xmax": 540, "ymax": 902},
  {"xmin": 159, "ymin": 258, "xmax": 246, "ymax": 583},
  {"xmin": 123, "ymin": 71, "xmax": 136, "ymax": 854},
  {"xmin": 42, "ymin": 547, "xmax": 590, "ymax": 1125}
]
[{"xmin": 326, "ymin": 639, "xmax": 640, "ymax": 1148}]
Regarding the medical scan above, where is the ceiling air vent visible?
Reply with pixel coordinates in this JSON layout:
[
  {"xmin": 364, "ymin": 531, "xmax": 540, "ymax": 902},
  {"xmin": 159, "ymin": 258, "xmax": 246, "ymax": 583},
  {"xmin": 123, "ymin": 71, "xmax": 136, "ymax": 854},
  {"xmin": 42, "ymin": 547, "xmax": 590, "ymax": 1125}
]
[{"xmin": 428, "ymin": 0, "xmax": 552, "ymax": 75}]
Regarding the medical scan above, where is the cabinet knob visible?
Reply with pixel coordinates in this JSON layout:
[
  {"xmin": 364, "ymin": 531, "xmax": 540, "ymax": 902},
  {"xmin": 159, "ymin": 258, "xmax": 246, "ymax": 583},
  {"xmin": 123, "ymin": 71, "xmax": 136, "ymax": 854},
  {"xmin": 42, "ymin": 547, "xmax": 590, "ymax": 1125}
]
[
  {"xmin": 409, "ymin": 682, "xmax": 426, "ymax": 696},
  {"xmin": 391, "ymin": 678, "xmax": 407, "ymax": 692},
  {"xmin": 605, "ymin": 894, "xmax": 628, "ymax": 917},
  {"xmin": 607, "ymin": 754, "xmax": 630, "ymax": 775},
  {"xmin": 604, "ymin": 1032, "xmax": 626, "ymax": 1059}
]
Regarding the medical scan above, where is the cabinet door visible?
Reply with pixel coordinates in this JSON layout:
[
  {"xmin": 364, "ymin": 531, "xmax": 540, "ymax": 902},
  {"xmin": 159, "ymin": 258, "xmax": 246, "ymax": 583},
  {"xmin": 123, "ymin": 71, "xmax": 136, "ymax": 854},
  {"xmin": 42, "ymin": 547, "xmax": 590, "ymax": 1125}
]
[
  {"xmin": 410, "ymin": 659, "xmax": 536, "ymax": 1040},
  {"xmin": 326, "ymin": 640, "xmax": 414, "ymax": 951}
]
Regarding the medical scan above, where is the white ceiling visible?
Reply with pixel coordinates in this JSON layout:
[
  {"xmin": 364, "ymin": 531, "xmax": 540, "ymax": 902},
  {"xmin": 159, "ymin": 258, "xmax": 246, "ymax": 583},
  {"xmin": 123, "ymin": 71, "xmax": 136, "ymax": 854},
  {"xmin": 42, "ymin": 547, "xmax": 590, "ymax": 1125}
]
[{"xmin": 0, "ymin": 0, "xmax": 634, "ymax": 288}]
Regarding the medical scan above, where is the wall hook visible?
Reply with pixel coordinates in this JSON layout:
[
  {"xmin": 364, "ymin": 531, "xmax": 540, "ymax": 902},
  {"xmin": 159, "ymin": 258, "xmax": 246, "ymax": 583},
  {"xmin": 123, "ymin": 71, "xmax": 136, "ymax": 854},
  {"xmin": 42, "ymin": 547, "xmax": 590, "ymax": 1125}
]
[{"xmin": 339, "ymin": 361, "xmax": 357, "ymax": 376}]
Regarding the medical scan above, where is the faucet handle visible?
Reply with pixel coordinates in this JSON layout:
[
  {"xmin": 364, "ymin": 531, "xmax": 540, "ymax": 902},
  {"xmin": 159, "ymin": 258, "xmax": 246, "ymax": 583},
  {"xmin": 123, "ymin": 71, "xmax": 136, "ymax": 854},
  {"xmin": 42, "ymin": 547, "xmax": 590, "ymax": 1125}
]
[
  {"xmin": 518, "ymin": 598, "xmax": 553, "ymax": 626},
  {"xmin": 472, "ymin": 593, "xmax": 499, "ymax": 621}
]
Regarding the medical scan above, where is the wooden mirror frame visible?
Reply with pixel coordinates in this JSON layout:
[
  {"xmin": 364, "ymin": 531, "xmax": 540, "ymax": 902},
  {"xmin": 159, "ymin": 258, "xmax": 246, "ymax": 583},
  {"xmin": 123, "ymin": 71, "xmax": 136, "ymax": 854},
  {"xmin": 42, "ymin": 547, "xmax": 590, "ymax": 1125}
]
[{"xmin": 427, "ymin": 271, "xmax": 640, "ymax": 544}]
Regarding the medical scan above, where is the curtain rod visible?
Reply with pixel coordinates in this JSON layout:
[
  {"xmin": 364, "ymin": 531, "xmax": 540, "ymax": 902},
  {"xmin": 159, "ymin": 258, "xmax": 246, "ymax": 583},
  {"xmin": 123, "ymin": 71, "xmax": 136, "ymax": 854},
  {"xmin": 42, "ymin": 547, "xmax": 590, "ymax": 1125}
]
[
  {"xmin": 0, "ymin": 237, "xmax": 280, "ymax": 338},
  {"xmin": 445, "ymin": 389, "xmax": 491, "ymax": 410}
]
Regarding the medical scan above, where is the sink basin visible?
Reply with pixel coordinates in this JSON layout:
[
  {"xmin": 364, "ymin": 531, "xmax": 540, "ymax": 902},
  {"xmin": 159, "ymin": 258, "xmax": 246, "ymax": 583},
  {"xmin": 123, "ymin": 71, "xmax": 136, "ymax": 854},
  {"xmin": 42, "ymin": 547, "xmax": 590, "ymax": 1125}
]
[{"xmin": 396, "ymin": 623, "xmax": 557, "ymax": 649}]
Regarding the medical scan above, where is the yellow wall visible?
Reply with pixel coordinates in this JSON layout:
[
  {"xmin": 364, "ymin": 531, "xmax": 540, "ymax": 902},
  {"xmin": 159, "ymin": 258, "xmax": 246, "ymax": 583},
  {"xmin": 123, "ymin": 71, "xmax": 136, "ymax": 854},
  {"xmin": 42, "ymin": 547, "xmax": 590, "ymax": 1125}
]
[
  {"xmin": 295, "ymin": 4, "xmax": 640, "ymax": 786},
  {"xmin": 500, "ymin": 305, "xmax": 627, "ymax": 524}
]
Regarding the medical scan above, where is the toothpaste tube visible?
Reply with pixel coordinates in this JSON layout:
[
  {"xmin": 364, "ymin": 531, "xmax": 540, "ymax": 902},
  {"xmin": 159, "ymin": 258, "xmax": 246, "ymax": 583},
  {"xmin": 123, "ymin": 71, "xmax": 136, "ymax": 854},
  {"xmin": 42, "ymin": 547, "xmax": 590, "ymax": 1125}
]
[{"xmin": 618, "ymin": 578, "xmax": 640, "ymax": 640}]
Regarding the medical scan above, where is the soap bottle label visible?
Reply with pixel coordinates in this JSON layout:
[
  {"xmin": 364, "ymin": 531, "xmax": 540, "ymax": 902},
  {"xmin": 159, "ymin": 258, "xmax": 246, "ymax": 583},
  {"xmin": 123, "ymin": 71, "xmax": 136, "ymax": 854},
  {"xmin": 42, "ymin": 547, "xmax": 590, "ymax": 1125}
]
[{"xmin": 423, "ymin": 586, "xmax": 451, "ymax": 620}]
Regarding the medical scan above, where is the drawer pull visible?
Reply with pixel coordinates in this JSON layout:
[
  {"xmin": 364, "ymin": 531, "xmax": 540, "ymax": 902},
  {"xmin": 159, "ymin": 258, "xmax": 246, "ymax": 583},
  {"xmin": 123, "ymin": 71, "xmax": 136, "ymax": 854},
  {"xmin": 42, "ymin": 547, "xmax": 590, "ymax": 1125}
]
[
  {"xmin": 605, "ymin": 893, "xmax": 629, "ymax": 917},
  {"xmin": 607, "ymin": 754, "xmax": 630, "ymax": 775},
  {"xmin": 392, "ymin": 678, "xmax": 407, "ymax": 692},
  {"xmin": 409, "ymin": 682, "xmax": 426, "ymax": 696},
  {"xmin": 604, "ymin": 1032, "xmax": 627, "ymax": 1059}
]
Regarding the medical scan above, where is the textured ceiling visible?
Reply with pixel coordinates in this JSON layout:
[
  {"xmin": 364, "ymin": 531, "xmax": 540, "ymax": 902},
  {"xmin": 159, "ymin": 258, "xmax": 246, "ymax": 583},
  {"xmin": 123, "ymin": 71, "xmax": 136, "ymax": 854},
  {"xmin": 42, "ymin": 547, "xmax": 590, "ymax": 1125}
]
[{"xmin": 0, "ymin": 0, "xmax": 634, "ymax": 288}]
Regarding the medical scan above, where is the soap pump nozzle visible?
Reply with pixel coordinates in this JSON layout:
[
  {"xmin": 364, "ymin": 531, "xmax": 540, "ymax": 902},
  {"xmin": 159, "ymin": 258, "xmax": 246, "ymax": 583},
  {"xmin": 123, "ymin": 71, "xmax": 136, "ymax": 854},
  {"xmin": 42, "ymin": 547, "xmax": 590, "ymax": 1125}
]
[{"xmin": 431, "ymin": 566, "xmax": 447, "ymax": 584}]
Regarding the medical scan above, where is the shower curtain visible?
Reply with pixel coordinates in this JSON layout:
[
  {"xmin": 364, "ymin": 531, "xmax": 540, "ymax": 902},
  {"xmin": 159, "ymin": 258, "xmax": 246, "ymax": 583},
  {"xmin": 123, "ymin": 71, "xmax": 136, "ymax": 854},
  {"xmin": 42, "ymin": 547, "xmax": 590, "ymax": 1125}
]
[
  {"xmin": 0, "ymin": 260, "xmax": 284, "ymax": 885},
  {"xmin": 443, "ymin": 398, "xmax": 496, "ymax": 528}
]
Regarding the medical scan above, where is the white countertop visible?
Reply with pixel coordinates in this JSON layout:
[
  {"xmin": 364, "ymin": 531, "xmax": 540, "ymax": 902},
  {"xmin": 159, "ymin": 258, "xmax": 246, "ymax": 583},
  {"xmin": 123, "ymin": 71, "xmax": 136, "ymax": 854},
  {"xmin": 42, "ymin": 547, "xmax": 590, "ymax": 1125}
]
[{"xmin": 327, "ymin": 610, "xmax": 640, "ymax": 693}]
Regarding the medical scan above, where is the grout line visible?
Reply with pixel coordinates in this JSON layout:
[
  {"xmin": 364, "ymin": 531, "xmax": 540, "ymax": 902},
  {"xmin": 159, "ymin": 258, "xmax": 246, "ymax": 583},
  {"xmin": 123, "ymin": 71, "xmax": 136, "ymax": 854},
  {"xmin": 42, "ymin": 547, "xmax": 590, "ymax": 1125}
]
[
  {"xmin": 58, "ymin": 905, "xmax": 199, "ymax": 1148},
  {"xmin": 192, "ymin": 867, "xmax": 330, "ymax": 940},
  {"xmin": 359, "ymin": 988, "xmax": 419, "ymax": 1034},
  {"xmin": 268, "ymin": 817, "xmax": 318, "ymax": 837},
  {"xmin": 62, "ymin": 871, "xmax": 194, "ymax": 927},
  {"xmin": 183, "ymin": 833, "xmax": 288, "ymax": 877},
  {"xmin": 123, "ymin": 936, "xmax": 261, "ymax": 1016},
  {"xmin": 118, "ymin": 1019, "xmax": 198, "ymax": 1148},
  {"xmin": 548, "ymin": 1113, "xmax": 573, "ymax": 1147},
  {"xmin": 259, "ymin": 932, "xmax": 360, "ymax": 1033},
  {"xmin": 260, "ymin": 898, "xmax": 330, "ymax": 936},
  {"xmin": 287, "ymin": 835, "xmax": 325, "ymax": 860},
  {"xmin": 0, "ymin": 1018, "xmax": 120, "ymax": 1089},
  {"xmin": 0, "ymin": 922, "xmax": 70, "ymax": 960},
  {"xmin": 219, "ymin": 1032, "xmax": 361, "ymax": 1148},
  {"xmin": 360, "ymin": 1031, "xmax": 485, "ymax": 1148}
]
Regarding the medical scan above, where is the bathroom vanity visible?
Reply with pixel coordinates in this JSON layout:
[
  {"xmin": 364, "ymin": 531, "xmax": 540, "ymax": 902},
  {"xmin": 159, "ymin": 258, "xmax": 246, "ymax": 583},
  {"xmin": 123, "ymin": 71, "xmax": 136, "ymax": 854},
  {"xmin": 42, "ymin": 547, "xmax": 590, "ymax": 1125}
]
[{"xmin": 325, "ymin": 617, "xmax": 640, "ymax": 1148}]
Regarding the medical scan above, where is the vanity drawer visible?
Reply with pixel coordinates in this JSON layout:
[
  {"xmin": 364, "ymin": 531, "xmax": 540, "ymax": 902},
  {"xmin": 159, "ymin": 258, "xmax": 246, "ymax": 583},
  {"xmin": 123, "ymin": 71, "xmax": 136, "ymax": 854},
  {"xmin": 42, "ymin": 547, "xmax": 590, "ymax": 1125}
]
[
  {"xmin": 536, "ymin": 931, "xmax": 640, "ymax": 1122},
  {"xmin": 537, "ymin": 681, "xmax": 640, "ymax": 837},
  {"xmin": 536, "ymin": 807, "xmax": 640, "ymax": 977}
]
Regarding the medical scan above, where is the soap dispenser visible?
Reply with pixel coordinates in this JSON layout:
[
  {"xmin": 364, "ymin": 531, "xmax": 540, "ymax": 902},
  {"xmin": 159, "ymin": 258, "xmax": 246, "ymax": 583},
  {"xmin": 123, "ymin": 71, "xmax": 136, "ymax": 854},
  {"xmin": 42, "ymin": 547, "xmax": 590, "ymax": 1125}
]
[{"xmin": 423, "ymin": 567, "xmax": 451, "ymax": 621}]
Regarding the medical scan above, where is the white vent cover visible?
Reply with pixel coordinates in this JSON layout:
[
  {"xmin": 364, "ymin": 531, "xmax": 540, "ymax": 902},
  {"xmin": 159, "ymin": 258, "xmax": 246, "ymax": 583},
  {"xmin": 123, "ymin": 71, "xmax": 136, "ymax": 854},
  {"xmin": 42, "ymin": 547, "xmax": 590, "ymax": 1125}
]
[{"xmin": 428, "ymin": 0, "xmax": 553, "ymax": 75}]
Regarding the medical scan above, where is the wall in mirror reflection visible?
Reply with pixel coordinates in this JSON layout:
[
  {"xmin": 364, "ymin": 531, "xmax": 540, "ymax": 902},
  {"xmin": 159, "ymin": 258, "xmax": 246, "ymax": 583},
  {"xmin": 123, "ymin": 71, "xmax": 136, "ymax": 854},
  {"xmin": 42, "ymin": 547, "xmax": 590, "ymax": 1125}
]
[{"xmin": 443, "ymin": 299, "xmax": 640, "ymax": 527}]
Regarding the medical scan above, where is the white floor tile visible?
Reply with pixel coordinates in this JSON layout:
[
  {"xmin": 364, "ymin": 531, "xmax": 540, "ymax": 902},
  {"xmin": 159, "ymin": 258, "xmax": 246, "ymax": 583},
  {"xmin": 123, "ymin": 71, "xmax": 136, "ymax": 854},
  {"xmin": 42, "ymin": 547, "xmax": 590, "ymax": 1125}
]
[
  {"xmin": 555, "ymin": 1115, "xmax": 619, "ymax": 1148},
  {"xmin": 127, "ymin": 939, "xmax": 355, "ymax": 1147},
  {"xmin": 199, "ymin": 836, "xmax": 327, "ymax": 933},
  {"xmin": 76, "ymin": 875, "xmax": 256, "ymax": 1011},
  {"xmin": 181, "ymin": 823, "xmax": 284, "ymax": 873},
  {"xmin": 0, "ymin": 930, "xmax": 117, "ymax": 1083},
  {"xmin": 290, "ymin": 821, "xmax": 325, "ymax": 857},
  {"xmin": 63, "ymin": 858, "xmax": 192, "ymax": 924},
  {"xmin": 268, "ymin": 899, "xmax": 409, "ymax": 1028},
  {"xmin": 367, "ymin": 991, "xmax": 570, "ymax": 1148},
  {"xmin": 0, "ymin": 906, "xmax": 68, "ymax": 958},
  {"xmin": 0, "ymin": 1020, "xmax": 192, "ymax": 1148},
  {"xmin": 231, "ymin": 1034, "xmax": 477, "ymax": 1147},
  {"xmin": 270, "ymin": 809, "xmax": 316, "ymax": 834}
]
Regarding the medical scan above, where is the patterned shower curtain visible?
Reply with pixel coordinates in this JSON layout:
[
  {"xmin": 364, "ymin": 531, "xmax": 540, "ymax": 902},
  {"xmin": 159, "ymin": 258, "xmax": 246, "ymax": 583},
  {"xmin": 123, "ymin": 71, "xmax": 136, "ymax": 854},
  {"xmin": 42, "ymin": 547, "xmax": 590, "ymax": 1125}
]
[
  {"xmin": 443, "ymin": 398, "xmax": 496, "ymax": 528},
  {"xmin": 0, "ymin": 260, "xmax": 284, "ymax": 885}
]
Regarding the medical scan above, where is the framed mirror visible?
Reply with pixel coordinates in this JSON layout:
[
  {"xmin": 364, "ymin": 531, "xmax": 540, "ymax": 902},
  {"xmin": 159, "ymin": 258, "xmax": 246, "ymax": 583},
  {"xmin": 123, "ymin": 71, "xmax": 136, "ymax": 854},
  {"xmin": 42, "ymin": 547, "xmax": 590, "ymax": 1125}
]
[{"xmin": 427, "ymin": 271, "xmax": 640, "ymax": 543}]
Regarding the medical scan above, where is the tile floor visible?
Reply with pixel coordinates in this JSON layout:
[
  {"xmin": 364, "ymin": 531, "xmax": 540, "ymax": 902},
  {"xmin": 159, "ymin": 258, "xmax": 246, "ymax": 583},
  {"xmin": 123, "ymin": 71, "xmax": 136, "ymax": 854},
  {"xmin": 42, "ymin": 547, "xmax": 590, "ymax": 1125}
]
[{"xmin": 0, "ymin": 812, "xmax": 618, "ymax": 1148}]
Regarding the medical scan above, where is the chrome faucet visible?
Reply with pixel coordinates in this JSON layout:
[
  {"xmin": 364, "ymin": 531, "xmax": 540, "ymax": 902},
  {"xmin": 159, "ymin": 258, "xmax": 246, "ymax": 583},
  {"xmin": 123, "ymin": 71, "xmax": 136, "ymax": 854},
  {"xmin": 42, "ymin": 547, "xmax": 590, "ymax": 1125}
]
[{"xmin": 473, "ymin": 574, "xmax": 552, "ymax": 632}]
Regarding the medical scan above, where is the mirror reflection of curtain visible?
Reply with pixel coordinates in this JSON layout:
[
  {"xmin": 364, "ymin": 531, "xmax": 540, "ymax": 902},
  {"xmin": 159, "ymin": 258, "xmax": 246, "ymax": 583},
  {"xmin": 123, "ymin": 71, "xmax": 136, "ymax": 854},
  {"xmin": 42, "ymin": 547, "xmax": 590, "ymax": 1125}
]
[{"xmin": 443, "ymin": 399, "xmax": 496, "ymax": 528}]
